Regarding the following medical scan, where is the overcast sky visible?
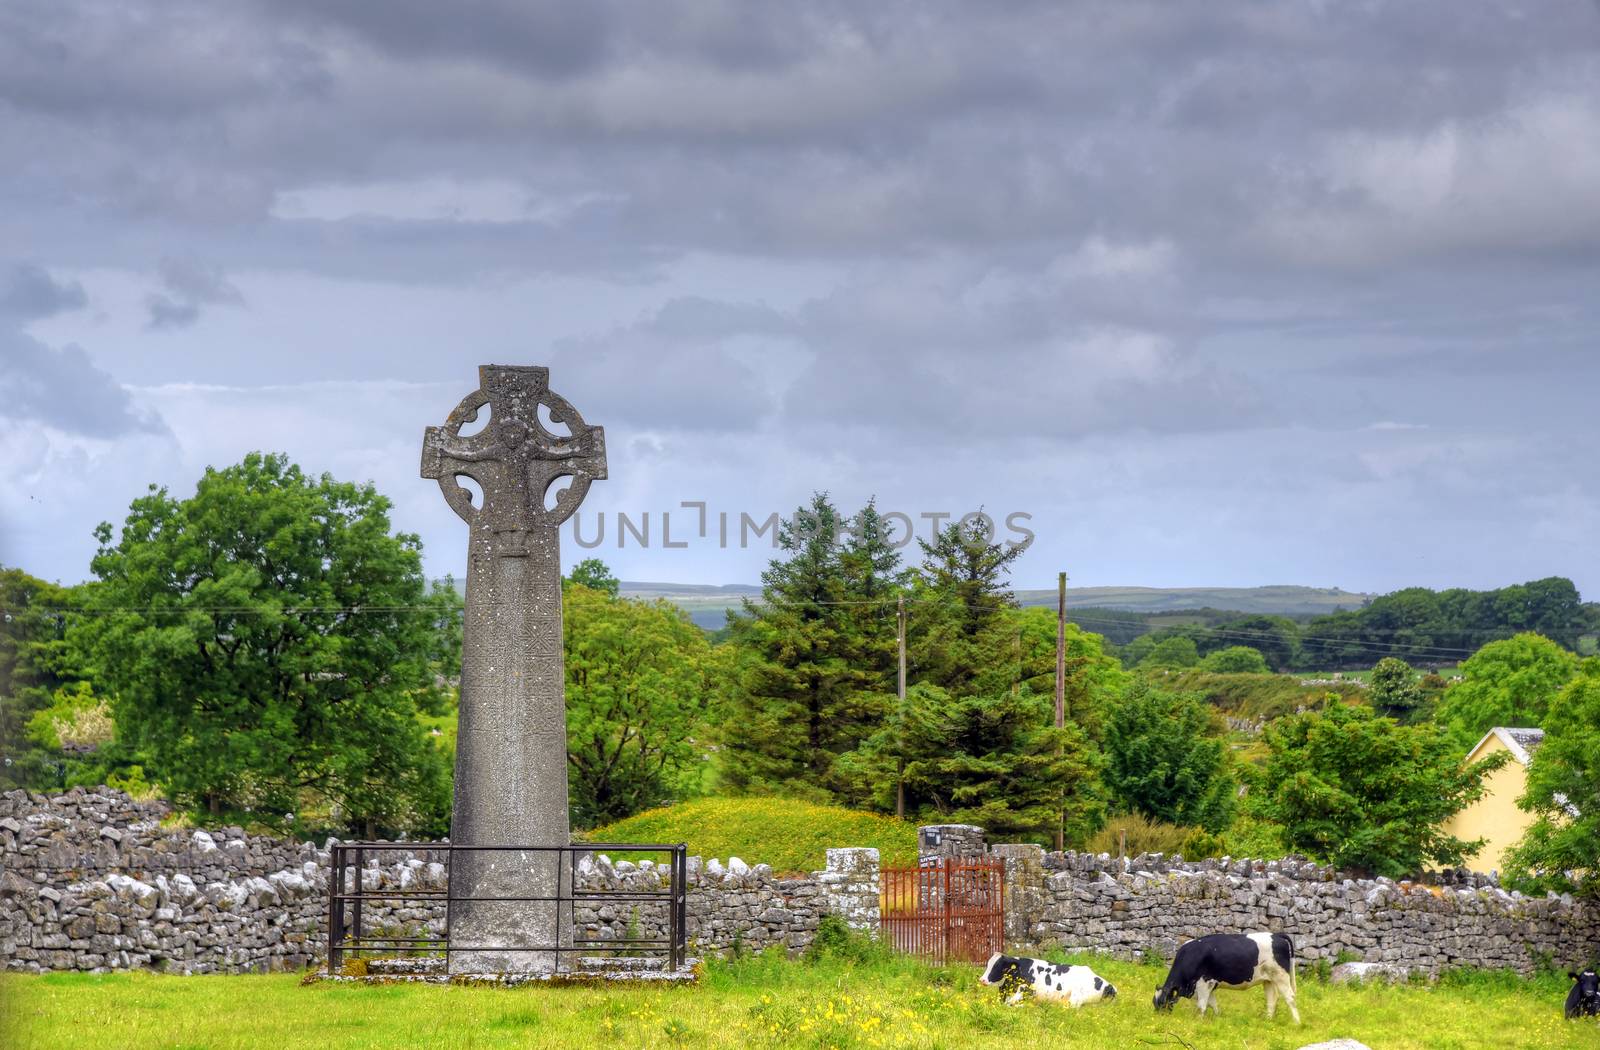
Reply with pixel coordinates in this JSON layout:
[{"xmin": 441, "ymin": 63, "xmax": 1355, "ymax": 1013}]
[{"xmin": 3, "ymin": 1, "xmax": 1598, "ymax": 596}]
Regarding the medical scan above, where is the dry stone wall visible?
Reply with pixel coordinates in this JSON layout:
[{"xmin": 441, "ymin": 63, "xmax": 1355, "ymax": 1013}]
[
  {"xmin": 7, "ymin": 791, "xmax": 1596, "ymax": 978},
  {"xmin": 0, "ymin": 789, "xmax": 846, "ymax": 973},
  {"xmin": 1012, "ymin": 847, "xmax": 1600, "ymax": 976}
]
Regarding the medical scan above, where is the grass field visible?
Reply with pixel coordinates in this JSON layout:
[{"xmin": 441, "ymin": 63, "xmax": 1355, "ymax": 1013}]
[
  {"xmin": 6, "ymin": 951, "xmax": 1596, "ymax": 1050},
  {"xmin": 586, "ymin": 797, "xmax": 920, "ymax": 873}
]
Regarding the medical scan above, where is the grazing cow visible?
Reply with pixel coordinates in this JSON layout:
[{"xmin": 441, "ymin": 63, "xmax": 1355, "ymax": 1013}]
[
  {"xmin": 980, "ymin": 953, "xmax": 1118, "ymax": 1007},
  {"xmin": 1568, "ymin": 970, "xmax": 1600, "ymax": 1020},
  {"xmin": 1152, "ymin": 932, "xmax": 1299, "ymax": 1024}
]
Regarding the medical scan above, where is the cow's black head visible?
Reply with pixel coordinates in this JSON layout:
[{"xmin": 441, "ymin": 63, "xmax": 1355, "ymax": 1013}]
[
  {"xmin": 1572, "ymin": 970, "xmax": 1600, "ymax": 1015},
  {"xmin": 980, "ymin": 953, "xmax": 1015, "ymax": 987},
  {"xmin": 1152, "ymin": 980, "xmax": 1184, "ymax": 1011},
  {"xmin": 1103, "ymin": 982, "xmax": 1117, "ymax": 1000}
]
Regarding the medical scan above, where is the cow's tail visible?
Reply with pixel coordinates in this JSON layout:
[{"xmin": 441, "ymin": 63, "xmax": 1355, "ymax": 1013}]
[{"xmin": 1272, "ymin": 932, "xmax": 1297, "ymax": 992}]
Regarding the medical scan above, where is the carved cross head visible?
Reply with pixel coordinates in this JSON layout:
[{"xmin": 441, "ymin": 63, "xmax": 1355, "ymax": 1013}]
[{"xmin": 421, "ymin": 365, "xmax": 606, "ymax": 533}]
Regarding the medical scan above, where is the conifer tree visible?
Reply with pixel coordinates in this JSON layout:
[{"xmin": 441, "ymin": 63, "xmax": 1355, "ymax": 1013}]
[
  {"xmin": 836, "ymin": 518, "xmax": 1108, "ymax": 842},
  {"xmin": 719, "ymin": 494, "xmax": 898, "ymax": 798},
  {"xmin": 909, "ymin": 517, "xmax": 1025, "ymax": 695}
]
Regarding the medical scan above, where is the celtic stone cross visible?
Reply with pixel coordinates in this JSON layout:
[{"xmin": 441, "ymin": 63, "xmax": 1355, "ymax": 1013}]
[{"xmin": 422, "ymin": 364, "xmax": 605, "ymax": 974}]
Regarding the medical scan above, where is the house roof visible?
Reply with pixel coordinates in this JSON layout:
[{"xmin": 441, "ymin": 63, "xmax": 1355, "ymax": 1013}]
[
  {"xmin": 1470, "ymin": 726, "xmax": 1545, "ymax": 766},
  {"xmin": 1469, "ymin": 726, "xmax": 1580, "ymax": 818}
]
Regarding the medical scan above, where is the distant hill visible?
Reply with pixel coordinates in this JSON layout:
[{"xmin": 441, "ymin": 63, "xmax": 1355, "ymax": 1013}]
[
  {"xmin": 611, "ymin": 582, "xmax": 1372, "ymax": 630},
  {"xmin": 618, "ymin": 581, "xmax": 760, "ymax": 629},
  {"xmin": 1012, "ymin": 585, "xmax": 1372, "ymax": 616}
]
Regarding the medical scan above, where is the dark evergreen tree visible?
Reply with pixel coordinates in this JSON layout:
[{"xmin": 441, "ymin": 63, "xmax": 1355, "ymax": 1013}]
[
  {"xmin": 837, "ymin": 498, "xmax": 908, "ymax": 695},
  {"xmin": 908, "ymin": 517, "xmax": 1025, "ymax": 696},
  {"xmin": 718, "ymin": 494, "xmax": 896, "ymax": 798},
  {"xmin": 840, "ymin": 681, "xmax": 1102, "ymax": 842}
]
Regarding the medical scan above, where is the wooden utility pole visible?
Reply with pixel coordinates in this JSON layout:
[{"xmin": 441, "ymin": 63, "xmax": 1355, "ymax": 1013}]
[
  {"xmin": 1055, "ymin": 571, "xmax": 1067, "ymax": 730},
  {"xmin": 1055, "ymin": 570, "xmax": 1067, "ymax": 851},
  {"xmin": 896, "ymin": 593, "xmax": 907, "ymax": 820}
]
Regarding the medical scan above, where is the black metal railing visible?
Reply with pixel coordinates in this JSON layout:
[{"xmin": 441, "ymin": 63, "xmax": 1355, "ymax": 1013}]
[{"xmin": 326, "ymin": 842, "xmax": 688, "ymax": 974}]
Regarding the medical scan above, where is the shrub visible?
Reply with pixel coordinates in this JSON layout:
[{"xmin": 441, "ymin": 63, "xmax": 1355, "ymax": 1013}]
[
  {"xmin": 804, "ymin": 915, "xmax": 889, "ymax": 966},
  {"xmin": 1103, "ymin": 684, "xmax": 1234, "ymax": 832},
  {"xmin": 1198, "ymin": 646, "xmax": 1270, "ymax": 674},
  {"xmin": 1085, "ymin": 813, "xmax": 1222, "ymax": 858}
]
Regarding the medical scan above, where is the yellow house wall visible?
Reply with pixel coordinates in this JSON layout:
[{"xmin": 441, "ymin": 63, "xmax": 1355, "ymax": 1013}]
[{"xmin": 1440, "ymin": 734, "xmax": 1535, "ymax": 875}]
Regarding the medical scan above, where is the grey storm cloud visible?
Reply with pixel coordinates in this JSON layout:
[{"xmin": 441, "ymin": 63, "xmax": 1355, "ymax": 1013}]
[
  {"xmin": 0, "ymin": 333, "xmax": 168, "ymax": 439},
  {"xmin": 1, "ymin": 1, "xmax": 1598, "ymax": 594},
  {"xmin": 144, "ymin": 258, "xmax": 246, "ymax": 330},
  {"xmin": 0, "ymin": 263, "xmax": 87, "ymax": 320},
  {"xmin": 3, "ymin": 1, "xmax": 1597, "ymax": 269}
]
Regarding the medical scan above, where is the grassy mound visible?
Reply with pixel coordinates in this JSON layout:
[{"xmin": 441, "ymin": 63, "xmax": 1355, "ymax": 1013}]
[{"xmin": 585, "ymin": 797, "xmax": 919, "ymax": 873}]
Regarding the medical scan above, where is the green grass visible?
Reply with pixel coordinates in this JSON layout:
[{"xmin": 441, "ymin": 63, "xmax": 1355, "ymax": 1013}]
[
  {"xmin": 585, "ymin": 797, "xmax": 919, "ymax": 873},
  {"xmin": 6, "ymin": 953, "xmax": 1595, "ymax": 1050}
]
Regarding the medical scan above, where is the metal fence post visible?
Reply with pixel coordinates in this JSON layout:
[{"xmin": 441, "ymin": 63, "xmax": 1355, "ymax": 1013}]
[
  {"xmin": 352, "ymin": 845, "xmax": 365, "ymax": 956},
  {"xmin": 942, "ymin": 857, "xmax": 953, "ymax": 965},
  {"xmin": 327, "ymin": 846, "xmax": 344, "ymax": 972}
]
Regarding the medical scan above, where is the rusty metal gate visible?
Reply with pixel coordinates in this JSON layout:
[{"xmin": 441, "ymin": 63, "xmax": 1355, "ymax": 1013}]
[{"xmin": 880, "ymin": 857, "xmax": 1004, "ymax": 963}]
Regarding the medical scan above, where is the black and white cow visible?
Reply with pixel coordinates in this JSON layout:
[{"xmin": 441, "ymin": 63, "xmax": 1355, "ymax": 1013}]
[
  {"xmin": 1568, "ymin": 969, "xmax": 1600, "ymax": 1020},
  {"xmin": 1152, "ymin": 932, "xmax": 1299, "ymax": 1023},
  {"xmin": 980, "ymin": 953, "xmax": 1118, "ymax": 1007}
]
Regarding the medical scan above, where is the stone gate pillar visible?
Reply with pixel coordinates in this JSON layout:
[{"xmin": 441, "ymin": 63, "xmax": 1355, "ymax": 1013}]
[
  {"xmin": 990, "ymin": 843, "xmax": 1046, "ymax": 948},
  {"xmin": 816, "ymin": 848, "xmax": 880, "ymax": 934},
  {"xmin": 918, "ymin": 824, "xmax": 986, "ymax": 863}
]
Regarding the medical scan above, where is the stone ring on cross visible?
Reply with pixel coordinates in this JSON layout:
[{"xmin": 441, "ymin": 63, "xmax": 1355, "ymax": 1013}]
[{"xmin": 421, "ymin": 364, "xmax": 607, "ymax": 531}]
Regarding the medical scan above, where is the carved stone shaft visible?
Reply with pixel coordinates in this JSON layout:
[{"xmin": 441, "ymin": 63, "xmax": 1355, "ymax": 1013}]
[{"xmin": 421, "ymin": 364, "xmax": 606, "ymax": 974}]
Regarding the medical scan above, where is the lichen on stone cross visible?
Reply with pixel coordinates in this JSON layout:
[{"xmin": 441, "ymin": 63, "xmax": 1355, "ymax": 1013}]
[{"xmin": 421, "ymin": 364, "xmax": 606, "ymax": 975}]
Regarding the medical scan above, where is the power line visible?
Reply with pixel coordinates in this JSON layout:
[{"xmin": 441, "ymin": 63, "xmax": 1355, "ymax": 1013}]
[{"xmin": 16, "ymin": 594, "xmax": 1568, "ymax": 661}]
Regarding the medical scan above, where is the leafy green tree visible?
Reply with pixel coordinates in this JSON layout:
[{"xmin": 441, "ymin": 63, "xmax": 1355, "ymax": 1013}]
[
  {"xmin": 1103, "ymin": 684, "xmax": 1234, "ymax": 832},
  {"xmin": 1256, "ymin": 703, "xmax": 1505, "ymax": 876},
  {"xmin": 565, "ymin": 584, "xmax": 721, "ymax": 826},
  {"xmin": 1369, "ymin": 657, "xmax": 1425, "ymax": 722},
  {"xmin": 1198, "ymin": 646, "xmax": 1270, "ymax": 675},
  {"xmin": 719, "ymin": 494, "xmax": 897, "ymax": 798},
  {"xmin": 0, "ymin": 568, "xmax": 81, "ymax": 788},
  {"xmin": 1504, "ymin": 660, "xmax": 1600, "ymax": 897},
  {"xmin": 1138, "ymin": 635, "xmax": 1199, "ymax": 671},
  {"xmin": 73, "ymin": 453, "xmax": 459, "ymax": 835},
  {"xmin": 566, "ymin": 558, "xmax": 620, "ymax": 598},
  {"xmin": 1435, "ymin": 633, "xmax": 1578, "ymax": 748},
  {"xmin": 1299, "ymin": 577, "xmax": 1588, "ymax": 667}
]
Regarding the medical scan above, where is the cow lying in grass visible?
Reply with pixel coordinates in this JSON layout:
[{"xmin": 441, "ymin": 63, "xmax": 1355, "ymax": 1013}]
[
  {"xmin": 1152, "ymin": 932, "xmax": 1300, "ymax": 1023},
  {"xmin": 1568, "ymin": 970, "xmax": 1600, "ymax": 1020},
  {"xmin": 980, "ymin": 953, "xmax": 1118, "ymax": 1007}
]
